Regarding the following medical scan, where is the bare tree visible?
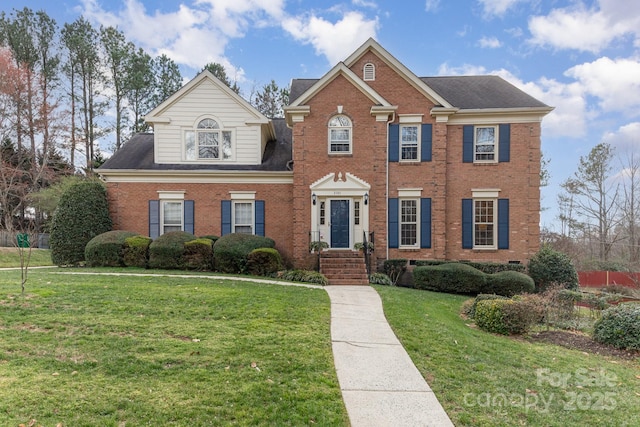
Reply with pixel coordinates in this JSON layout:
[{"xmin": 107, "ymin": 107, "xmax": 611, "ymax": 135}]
[
  {"xmin": 618, "ymin": 151, "xmax": 640, "ymax": 267},
  {"xmin": 562, "ymin": 142, "xmax": 620, "ymax": 262},
  {"xmin": 251, "ymin": 79, "xmax": 289, "ymax": 118}
]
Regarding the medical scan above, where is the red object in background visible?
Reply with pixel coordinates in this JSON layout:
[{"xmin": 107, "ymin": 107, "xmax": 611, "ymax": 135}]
[{"xmin": 578, "ymin": 271, "xmax": 640, "ymax": 288}]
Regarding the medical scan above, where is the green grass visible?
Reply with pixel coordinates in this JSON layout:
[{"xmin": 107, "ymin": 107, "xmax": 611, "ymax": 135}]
[
  {"xmin": 375, "ymin": 285, "xmax": 640, "ymax": 427},
  {"xmin": 0, "ymin": 248, "xmax": 53, "ymax": 268},
  {"xmin": 0, "ymin": 269, "xmax": 347, "ymax": 426}
]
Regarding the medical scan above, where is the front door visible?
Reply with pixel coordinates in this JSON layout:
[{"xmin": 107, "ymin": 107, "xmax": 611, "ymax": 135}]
[{"xmin": 330, "ymin": 199, "xmax": 350, "ymax": 248}]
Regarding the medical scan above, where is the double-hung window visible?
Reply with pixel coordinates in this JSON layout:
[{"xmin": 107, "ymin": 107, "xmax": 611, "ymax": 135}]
[
  {"xmin": 474, "ymin": 126, "xmax": 497, "ymax": 162},
  {"xmin": 400, "ymin": 125, "xmax": 419, "ymax": 161},
  {"xmin": 233, "ymin": 202, "xmax": 254, "ymax": 234},
  {"xmin": 162, "ymin": 201, "xmax": 183, "ymax": 234},
  {"xmin": 185, "ymin": 118, "xmax": 232, "ymax": 161},
  {"xmin": 328, "ymin": 115, "xmax": 352, "ymax": 154},
  {"xmin": 474, "ymin": 199, "xmax": 496, "ymax": 248},
  {"xmin": 400, "ymin": 199, "xmax": 418, "ymax": 247}
]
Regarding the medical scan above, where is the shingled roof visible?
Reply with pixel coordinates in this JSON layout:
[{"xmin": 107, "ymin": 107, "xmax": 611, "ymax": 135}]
[
  {"xmin": 289, "ymin": 75, "xmax": 548, "ymax": 109},
  {"xmin": 99, "ymin": 118, "xmax": 292, "ymax": 172}
]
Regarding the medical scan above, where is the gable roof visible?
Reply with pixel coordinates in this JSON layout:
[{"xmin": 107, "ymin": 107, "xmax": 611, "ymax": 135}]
[
  {"xmin": 344, "ymin": 38, "xmax": 452, "ymax": 108},
  {"xmin": 287, "ymin": 62, "xmax": 392, "ymax": 108},
  {"xmin": 287, "ymin": 38, "xmax": 549, "ymax": 112},
  {"xmin": 99, "ymin": 118, "xmax": 292, "ymax": 173},
  {"xmin": 145, "ymin": 70, "xmax": 271, "ymax": 127},
  {"xmin": 421, "ymin": 76, "xmax": 549, "ymax": 109}
]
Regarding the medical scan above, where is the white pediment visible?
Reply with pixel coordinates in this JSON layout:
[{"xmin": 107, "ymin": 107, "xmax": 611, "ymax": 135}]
[{"xmin": 310, "ymin": 172, "xmax": 370, "ymax": 196}]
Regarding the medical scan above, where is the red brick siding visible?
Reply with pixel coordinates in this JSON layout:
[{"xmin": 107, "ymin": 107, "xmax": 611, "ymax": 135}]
[{"xmin": 106, "ymin": 181, "xmax": 295, "ymax": 265}]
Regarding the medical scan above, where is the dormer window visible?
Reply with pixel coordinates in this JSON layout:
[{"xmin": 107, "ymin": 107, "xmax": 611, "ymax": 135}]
[
  {"xmin": 363, "ymin": 63, "xmax": 375, "ymax": 81},
  {"xmin": 328, "ymin": 115, "xmax": 352, "ymax": 154},
  {"xmin": 184, "ymin": 118, "xmax": 232, "ymax": 161}
]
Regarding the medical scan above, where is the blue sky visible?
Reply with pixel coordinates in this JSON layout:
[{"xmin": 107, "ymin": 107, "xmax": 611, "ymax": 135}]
[{"xmin": 3, "ymin": 0, "xmax": 640, "ymax": 231}]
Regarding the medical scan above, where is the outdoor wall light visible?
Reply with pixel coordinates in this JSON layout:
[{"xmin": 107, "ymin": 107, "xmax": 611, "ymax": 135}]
[
  {"xmin": 312, "ymin": 193, "xmax": 317, "ymax": 205},
  {"xmin": 364, "ymin": 193, "xmax": 369, "ymax": 205}
]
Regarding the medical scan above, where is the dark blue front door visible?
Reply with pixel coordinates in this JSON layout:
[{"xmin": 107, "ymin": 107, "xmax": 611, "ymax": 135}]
[{"xmin": 330, "ymin": 200, "xmax": 350, "ymax": 248}]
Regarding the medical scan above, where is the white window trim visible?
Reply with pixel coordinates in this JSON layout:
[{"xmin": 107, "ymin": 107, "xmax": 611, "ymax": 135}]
[
  {"xmin": 328, "ymin": 115, "xmax": 353, "ymax": 155},
  {"xmin": 399, "ymin": 123, "xmax": 421, "ymax": 162},
  {"xmin": 157, "ymin": 191, "xmax": 185, "ymax": 235},
  {"xmin": 474, "ymin": 125, "xmax": 499, "ymax": 164},
  {"xmin": 229, "ymin": 191, "xmax": 256, "ymax": 235},
  {"xmin": 184, "ymin": 117, "xmax": 234, "ymax": 162},
  {"xmin": 473, "ymin": 198, "xmax": 497, "ymax": 249},
  {"xmin": 160, "ymin": 200, "xmax": 184, "ymax": 234},
  {"xmin": 232, "ymin": 200, "xmax": 255, "ymax": 235},
  {"xmin": 399, "ymin": 198, "xmax": 420, "ymax": 248}
]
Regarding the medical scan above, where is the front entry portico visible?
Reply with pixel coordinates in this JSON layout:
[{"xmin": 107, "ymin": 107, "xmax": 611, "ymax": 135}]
[{"xmin": 310, "ymin": 172, "xmax": 370, "ymax": 250}]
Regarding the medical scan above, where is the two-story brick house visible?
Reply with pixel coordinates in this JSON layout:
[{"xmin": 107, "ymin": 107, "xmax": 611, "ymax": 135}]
[{"xmin": 99, "ymin": 38, "xmax": 552, "ymax": 274}]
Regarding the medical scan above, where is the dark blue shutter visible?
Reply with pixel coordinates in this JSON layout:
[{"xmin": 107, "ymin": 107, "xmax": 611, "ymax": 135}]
[
  {"xmin": 462, "ymin": 199, "xmax": 473, "ymax": 249},
  {"xmin": 184, "ymin": 200, "xmax": 194, "ymax": 234},
  {"xmin": 498, "ymin": 199, "xmax": 509, "ymax": 249},
  {"xmin": 463, "ymin": 125, "xmax": 474, "ymax": 163},
  {"xmin": 388, "ymin": 198, "xmax": 399, "ymax": 248},
  {"xmin": 255, "ymin": 200, "xmax": 265, "ymax": 236},
  {"xmin": 149, "ymin": 200, "xmax": 160, "ymax": 239},
  {"xmin": 421, "ymin": 124, "xmax": 432, "ymax": 162},
  {"xmin": 420, "ymin": 198, "xmax": 431, "ymax": 248},
  {"xmin": 389, "ymin": 124, "xmax": 399, "ymax": 162},
  {"xmin": 499, "ymin": 124, "xmax": 510, "ymax": 162},
  {"xmin": 221, "ymin": 200, "xmax": 231, "ymax": 236}
]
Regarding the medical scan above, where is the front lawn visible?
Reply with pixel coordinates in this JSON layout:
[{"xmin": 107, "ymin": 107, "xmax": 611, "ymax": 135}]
[
  {"xmin": 0, "ymin": 270, "xmax": 347, "ymax": 426},
  {"xmin": 0, "ymin": 248, "xmax": 53, "ymax": 268},
  {"xmin": 376, "ymin": 286, "xmax": 640, "ymax": 427}
]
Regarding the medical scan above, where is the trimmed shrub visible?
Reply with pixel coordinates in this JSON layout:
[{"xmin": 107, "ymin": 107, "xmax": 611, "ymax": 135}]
[
  {"xmin": 183, "ymin": 238, "xmax": 214, "ymax": 271},
  {"xmin": 528, "ymin": 245, "xmax": 578, "ymax": 292},
  {"xmin": 593, "ymin": 303, "xmax": 640, "ymax": 350},
  {"xmin": 475, "ymin": 298, "xmax": 542, "ymax": 335},
  {"xmin": 369, "ymin": 272, "xmax": 392, "ymax": 286},
  {"xmin": 468, "ymin": 294, "xmax": 509, "ymax": 319},
  {"xmin": 413, "ymin": 263, "xmax": 486, "ymax": 294},
  {"xmin": 148, "ymin": 231, "xmax": 196, "ymax": 269},
  {"xmin": 415, "ymin": 260, "xmax": 526, "ymax": 274},
  {"xmin": 213, "ymin": 233, "xmax": 275, "ymax": 274},
  {"xmin": 483, "ymin": 270, "xmax": 535, "ymax": 296},
  {"xmin": 246, "ymin": 248, "xmax": 283, "ymax": 276},
  {"xmin": 85, "ymin": 230, "xmax": 138, "ymax": 267},
  {"xmin": 383, "ymin": 259, "xmax": 407, "ymax": 286},
  {"xmin": 123, "ymin": 235, "xmax": 152, "ymax": 268},
  {"xmin": 199, "ymin": 235, "xmax": 220, "ymax": 245},
  {"xmin": 50, "ymin": 180, "xmax": 112, "ymax": 266},
  {"xmin": 280, "ymin": 270, "xmax": 329, "ymax": 286}
]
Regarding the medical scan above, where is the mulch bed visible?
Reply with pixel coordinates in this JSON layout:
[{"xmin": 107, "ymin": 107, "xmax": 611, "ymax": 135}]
[{"xmin": 527, "ymin": 330, "xmax": 640, "ymax": 360}]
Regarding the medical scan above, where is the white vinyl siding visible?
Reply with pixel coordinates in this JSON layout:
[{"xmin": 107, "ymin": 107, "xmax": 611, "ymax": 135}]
[{"xmin": 152, "ymin": 79, "xmax": 263, "ymax": 165}]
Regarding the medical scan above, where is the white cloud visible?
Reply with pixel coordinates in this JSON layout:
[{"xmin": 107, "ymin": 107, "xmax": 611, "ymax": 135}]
[
  {"xmin": 478, "ymin": 36, "xmax": 502, "ymax": 48},
  {"xmin": 437, "ymin": 63, "xmax": 488, "ymax": 76},
  {"xmin": 496, "ymin": 71, "xmax": 588, "ymax": 139},
  {"xmin": 602, "ymin": 122, "xmax": 640, "ymax": 155},
  {"xmin": 437, "ymin": 63, "xmax": 587, "ymax": 138},
  {"xmin": 282, "ymin": 11, "xmax": 379, "ymax": 65},
  {"xmin": 79, "ymin": 0, "xmax": 285, "ymax": 75},
  {"xmin": 425, "ymin": 0, "xmax": 440, "ymax": 13},
  {"xmin": 528, "ymin": 1, "xmax": 640, "ymax": 53},
  {"xmin": 478, "ymin": 0, "xmax": 523, "ymax": 17},
  {"xmin": 565, "ymin": 57, "xmax": 640, "ymax": 113},
  {"xmin": 352, "ymin": 0, "xmax": 378, "ymax": 8}
]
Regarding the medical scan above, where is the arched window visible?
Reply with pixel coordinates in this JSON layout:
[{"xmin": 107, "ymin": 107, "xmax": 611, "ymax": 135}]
[
  {"xmin": 328, "ymin": 115, "xmax": 352, "ymax": 154},
  {"xmin": 185, "ymin": 118, "xmax": 232, "ymax": 160},
  {"xmin": 363, "ymin": 63, "xmax": 375, "ymax": 81}
]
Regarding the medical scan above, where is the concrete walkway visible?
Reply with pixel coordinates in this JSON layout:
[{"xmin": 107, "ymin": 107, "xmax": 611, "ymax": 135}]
[{"xmin": 325, "ymin": 285, "xmax": 454, "ymax": 427}]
